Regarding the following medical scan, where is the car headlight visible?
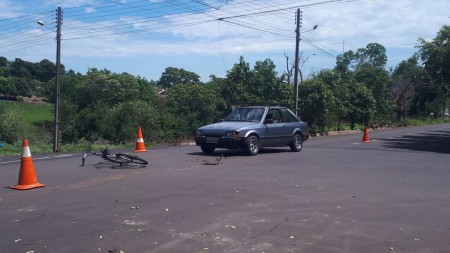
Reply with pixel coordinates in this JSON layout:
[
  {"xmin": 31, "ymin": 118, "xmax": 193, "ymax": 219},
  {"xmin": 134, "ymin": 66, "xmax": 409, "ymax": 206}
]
[
  {"xmin": 225, "ymin": 131, "xmax": 240, "ymax": 139},
  {"xmin": 196, "ymin": 130, "xmax": 203, "ymax": 137}
]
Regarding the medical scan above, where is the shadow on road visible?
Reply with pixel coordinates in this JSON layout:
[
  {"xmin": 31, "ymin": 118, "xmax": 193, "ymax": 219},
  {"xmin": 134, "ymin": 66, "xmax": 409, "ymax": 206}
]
[
  {"xmin": 380, "ymin": 129, "xmax": 450, "ymax": 154},
  {"xmin": 81, "ymin": 161, "xmax": 145, "ymax": 169},
  {"xmin": 187, "ymin": 147, "xmax": 291, "ymax": 157}
]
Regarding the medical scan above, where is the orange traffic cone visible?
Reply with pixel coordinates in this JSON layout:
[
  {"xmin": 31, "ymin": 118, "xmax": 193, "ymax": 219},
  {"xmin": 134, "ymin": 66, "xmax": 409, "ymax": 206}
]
[
  {"xmin": 10, "ymin": 139, "xmax": 45, "ymax": 190},
  {"xmin": 362, "ymin": 126, "xmax": 371, "ymax": 143},
  {"xmin": 134, "ymin": 127, "xmax": 147, "ymax": 152}
]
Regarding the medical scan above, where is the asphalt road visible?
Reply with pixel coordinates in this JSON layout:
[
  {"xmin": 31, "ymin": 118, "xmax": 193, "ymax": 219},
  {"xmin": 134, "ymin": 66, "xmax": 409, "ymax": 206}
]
[{"xmin": 1, "ymin": 124, "xmax": 450, "ymax": 253}]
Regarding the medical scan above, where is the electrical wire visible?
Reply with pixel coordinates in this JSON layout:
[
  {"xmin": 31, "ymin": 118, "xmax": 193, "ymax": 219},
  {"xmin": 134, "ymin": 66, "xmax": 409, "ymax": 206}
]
[{"xmin": 0, "ymin": 0, "xmax": 389, "ymax": 60}]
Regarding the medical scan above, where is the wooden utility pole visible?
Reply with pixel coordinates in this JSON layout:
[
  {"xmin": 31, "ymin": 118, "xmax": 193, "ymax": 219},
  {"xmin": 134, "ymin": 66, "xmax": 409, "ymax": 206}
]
[
  {"xmin": 54, "ymin": 6, "xmax": 62, "ymax": 153},
  {"xmin": 293, "ymin": 9, "xmax": 301, "ymax": 115}
]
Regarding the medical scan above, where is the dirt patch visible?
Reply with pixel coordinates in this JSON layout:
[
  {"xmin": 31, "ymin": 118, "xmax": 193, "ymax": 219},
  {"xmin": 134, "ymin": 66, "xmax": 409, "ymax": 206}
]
[{"xmin": 0, "ymin": 94, "xmax": 49, "ymax": 104}]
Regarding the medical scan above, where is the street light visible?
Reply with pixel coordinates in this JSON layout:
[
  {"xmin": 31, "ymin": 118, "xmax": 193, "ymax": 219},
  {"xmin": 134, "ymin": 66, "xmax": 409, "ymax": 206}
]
[
  {"xmin": 293, "ymin": 8, "xmax": 318, "ymax": 115},
  {"xmin": 37, "ymin": 7, "xmax": 62, "ymax": 153}
]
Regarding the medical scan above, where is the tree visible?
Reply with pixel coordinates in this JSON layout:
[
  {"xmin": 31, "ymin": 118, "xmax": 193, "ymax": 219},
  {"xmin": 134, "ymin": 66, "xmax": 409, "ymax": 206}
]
[
  {"xmin": 314, "ymin": 69, "xmax": 350, "ymax": 130},
  {"xmin": 0, "ymin": 57, "xmax": 7, "ymax": 67},
  {"xmin": 57, "ymin": 68, "xmax": 158, "ymax": 143},
  {"xmin": 102, "ymin": 100, "xmax": 161, "ymax": 143},
  {"xmin": 283, "ymin": 52, "xmax": 310, "ymax": 84},
  {"xmin": 221, "ymin": 56, "xmax": 292, "ymax": 108},
  {"xmin": 335, "ymin": 43, "xmax": 387, "ymax": 74},
  {"xmin": 391, "ymin": 56, "xmax": 428, "ymax": 120},
  {"xmin": 252, "ymin": 59, "xmax": 289, "ymax": 105},
  {"xmin": 354, "ymin": 66, "xmax": 393, "ymax": 123},
  {"xmin": 221, "ymin": 56, "xmax": 254, "ymax": 107},
  {"xmin": 227, "ymin": 56, "xmax": 252, "ymax": 84},
  {"xmin": 345, "ymin": 81, "xmax": 376, "ymax": 129},
  {"xmin": 298, "ymin": 79, "xmax": 336, "ymax": 132},
  {"xmin": 166, "ymin": 83, "xmax": 219, "ymax": 136},
  {"xmin": 0, "ymin": 77, "xmax": 15, "ymax": 98},
  {"xmin": 67, "ymin": 68, "xmax": 156, "ymax": 109},
  {"xmin": 9, "ymin": 58, "xmax": 34, "ymax": 79},
  {"xmin": 335, "ymin": 50, "xmax": 356, "ymax": 76},
  {"xmin": 355, "ymin": 43, "xmax": 387, "ymax": 69},
  {"xmin": 35, "ymin": 59, "xmax": 56, "ymax": 82},
  {"xmin": 157, "ymin": 67, "xmax": 200, "ymax": 88},
  {"xmin": 417, "ymin": 25, "xmax": 450, "ymax": 117},
  {"xmin": 0, "ymin": 57, "xmax": 8, "ymax": 77}
]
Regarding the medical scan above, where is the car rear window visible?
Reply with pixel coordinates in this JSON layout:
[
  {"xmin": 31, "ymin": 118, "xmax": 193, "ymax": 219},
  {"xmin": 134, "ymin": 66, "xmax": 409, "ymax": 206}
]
[{"xmin": 281, "ymin": 108, "xmax": 299, "ymax": 123}]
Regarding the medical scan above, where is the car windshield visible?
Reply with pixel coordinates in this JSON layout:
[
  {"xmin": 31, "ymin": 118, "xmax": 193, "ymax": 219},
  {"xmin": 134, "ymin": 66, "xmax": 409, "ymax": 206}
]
[{"xmin": 224, "ymin": 108, "xmax": 265, "ymax": 122}]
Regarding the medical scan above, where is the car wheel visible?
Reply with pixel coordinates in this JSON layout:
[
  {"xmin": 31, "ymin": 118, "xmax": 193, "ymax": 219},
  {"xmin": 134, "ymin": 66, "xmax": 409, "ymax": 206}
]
[
  {"xmin": 201, "ymin": 145, "xmax": 215, "ymax": 154},
  {"xmin": 245, "ymin": 135, "xmax": 260, "ymax": 156},
  {"xmin": 290, "ymin": 133, "xmax": 303, "ymax": 152}
]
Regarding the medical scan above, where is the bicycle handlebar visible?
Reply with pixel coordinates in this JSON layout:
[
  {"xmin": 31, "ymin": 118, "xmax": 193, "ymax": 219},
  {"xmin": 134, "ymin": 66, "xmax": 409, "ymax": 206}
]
[{"xmin": 81, "ymin": 148, "xmax": 111, "ymax": 166}]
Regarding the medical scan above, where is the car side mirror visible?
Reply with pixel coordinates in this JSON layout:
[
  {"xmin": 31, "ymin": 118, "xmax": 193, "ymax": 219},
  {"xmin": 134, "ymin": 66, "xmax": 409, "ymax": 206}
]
[{"xmin": 265, "ymin": 119, "xmax": 274, "ymax": 124}]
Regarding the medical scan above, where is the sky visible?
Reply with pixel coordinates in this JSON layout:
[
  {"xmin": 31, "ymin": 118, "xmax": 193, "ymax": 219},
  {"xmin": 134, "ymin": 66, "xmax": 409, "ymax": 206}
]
[{"xmin": 0, "ymin": 0, "xmax": 449, "ymax": 82}]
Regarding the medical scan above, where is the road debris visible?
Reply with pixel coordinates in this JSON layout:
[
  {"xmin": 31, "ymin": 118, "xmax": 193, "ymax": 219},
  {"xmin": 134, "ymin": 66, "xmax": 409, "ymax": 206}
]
[
  {"xmin": 108, "ymin": 249, "xmax": 125, "ymax": 253},
  {"xmin": 202, "ymin": 154, "xmax": 224, "ymax": 165}
]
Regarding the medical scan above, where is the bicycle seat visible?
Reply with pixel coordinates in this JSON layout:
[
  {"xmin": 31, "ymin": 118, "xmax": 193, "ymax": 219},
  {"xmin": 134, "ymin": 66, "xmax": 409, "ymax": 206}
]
[{"xmin": 101, "ymin": 148, "xmax": 110, "ymax": 158}]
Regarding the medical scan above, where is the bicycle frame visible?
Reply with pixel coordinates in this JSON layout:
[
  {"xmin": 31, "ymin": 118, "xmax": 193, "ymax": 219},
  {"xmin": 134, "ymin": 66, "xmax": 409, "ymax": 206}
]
[{"xmin": 81, "ymin": 148, "xmax": 148, "ymax": 167}]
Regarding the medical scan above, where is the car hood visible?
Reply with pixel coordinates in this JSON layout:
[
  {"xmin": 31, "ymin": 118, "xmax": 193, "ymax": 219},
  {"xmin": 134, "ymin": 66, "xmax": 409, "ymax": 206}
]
[{"xmin": 199, "ymin": 121, "xmax": 257, "ymax": 132}]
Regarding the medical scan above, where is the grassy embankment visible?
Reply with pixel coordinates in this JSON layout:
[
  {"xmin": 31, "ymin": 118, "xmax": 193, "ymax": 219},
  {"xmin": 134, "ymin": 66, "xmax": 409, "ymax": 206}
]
[{"xmin": 0, "ymin": 101, "xmax": 132, "ymax": 156}]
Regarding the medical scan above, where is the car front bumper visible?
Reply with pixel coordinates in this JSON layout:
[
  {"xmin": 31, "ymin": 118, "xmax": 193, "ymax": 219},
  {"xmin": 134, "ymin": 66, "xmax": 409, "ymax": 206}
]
[{"xmin": 194, "ymin": 136, "xmax": 246, "ymax": 149}]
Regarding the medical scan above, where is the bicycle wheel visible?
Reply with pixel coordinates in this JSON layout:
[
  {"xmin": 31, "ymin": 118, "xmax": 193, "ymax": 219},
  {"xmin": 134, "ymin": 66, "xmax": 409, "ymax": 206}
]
[
  {"xmin": 103, "ymin": 154, "xmax": 126, "ymax": 165},
  {"xmin": 116, "ymin": 153, "xmax": 148, "ymax": 166}
]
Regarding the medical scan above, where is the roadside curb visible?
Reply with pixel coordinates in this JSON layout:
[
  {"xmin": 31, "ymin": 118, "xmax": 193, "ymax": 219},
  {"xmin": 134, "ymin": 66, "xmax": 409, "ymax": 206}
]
[{"xmin": 310, "ymin": 126, "xmax": 396, "ymax": 138}]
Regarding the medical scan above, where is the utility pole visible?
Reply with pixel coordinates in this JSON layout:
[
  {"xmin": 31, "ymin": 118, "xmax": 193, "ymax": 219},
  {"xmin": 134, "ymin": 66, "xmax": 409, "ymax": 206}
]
[
  {"xmin": 293, "ymin": 8, "xmax": 301, "ymax": 115},
  {"xmin": 54, "ymin": 6, "xmax": 62, "ymax": 153}
]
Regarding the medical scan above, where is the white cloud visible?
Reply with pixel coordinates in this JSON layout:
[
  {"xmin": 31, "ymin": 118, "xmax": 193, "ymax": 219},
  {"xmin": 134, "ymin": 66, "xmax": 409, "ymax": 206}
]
[
  {"xmin": 85, "ymin": 7, "xmax": 95, "ymax": 13},
  {"xmin": 1, "ymin": 0, "xmax": 449, "ymax": 80},
  {"xmin": 0, "ymin": 0, "xmax": 21, "ymax": 18}
]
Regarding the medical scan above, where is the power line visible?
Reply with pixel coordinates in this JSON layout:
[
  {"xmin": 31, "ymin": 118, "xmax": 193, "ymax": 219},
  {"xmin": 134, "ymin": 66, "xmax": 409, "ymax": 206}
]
[{"xmin": 0, "ymin": 0, "xmax": 389, "ymax": 61}]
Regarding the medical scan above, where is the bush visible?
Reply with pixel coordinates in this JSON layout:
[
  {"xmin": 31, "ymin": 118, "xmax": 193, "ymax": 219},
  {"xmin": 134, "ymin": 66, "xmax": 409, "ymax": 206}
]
[{"xmin": 0, "ymin": 107, "xmax": 26, "ymax": 144}]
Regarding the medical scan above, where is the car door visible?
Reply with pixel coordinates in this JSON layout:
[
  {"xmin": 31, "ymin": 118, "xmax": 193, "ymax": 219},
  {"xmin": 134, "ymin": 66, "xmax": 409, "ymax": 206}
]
[
  {"xmin": 280, "ymin": 108, "xmax": 300, "ymax": 144},
  {"xmin": 263, "ymin": 109, "xmax": 288, "ymax": 146}
]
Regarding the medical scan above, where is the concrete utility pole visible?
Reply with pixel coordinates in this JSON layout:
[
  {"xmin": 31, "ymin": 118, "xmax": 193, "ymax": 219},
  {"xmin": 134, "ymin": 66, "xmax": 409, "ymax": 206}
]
[
  {"xmin": 54, "ymin": 6, "xmax": 62, "ymax": 153},
  {"xmin": 293, "ymin": 8, "xmax": 301, "ymax": 116}
]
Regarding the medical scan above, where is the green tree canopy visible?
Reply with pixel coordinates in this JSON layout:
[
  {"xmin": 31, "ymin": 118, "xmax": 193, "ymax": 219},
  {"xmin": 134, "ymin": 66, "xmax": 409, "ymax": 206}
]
[
  {"xmin": 157, "ymin": 67, "xmax": 200, "ymax": 88},
  {"xmin": 417, "ymin": 25, "xmax": 450, "ymax": 116},
  {"xmin": 391, "ymin": 56, "xmax": 428, "ymax": 120},
  {"xmin": 298, "ymin": 79, "xmax": 336, "ymax": 131}
]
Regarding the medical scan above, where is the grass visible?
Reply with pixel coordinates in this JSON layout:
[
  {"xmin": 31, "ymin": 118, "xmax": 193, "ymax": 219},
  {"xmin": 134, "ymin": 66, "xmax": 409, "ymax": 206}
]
[
  {"xmin": 0, "ymin": 101, "xmax": 53, "ymax": 123},
  {"xmin": 0, "ymin": 141, "xmax": 136, "ymax": 156},
  {"xmin": 0, "ymin": 101, "xmax": 154, "ymax": 156},
  {"xmin": 404, "ymin": 117, "xmax": 450, "ymax": 126}
]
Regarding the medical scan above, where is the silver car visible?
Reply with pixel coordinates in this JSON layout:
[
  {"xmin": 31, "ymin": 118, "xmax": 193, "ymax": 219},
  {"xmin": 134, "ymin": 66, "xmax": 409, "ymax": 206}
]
[{"xmin": 194, "ymin": 106, "xmax": 309, "ymax": 155}]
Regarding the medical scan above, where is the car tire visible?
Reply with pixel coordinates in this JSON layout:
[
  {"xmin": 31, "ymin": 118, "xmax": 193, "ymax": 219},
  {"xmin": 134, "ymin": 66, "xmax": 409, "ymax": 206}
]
[
  {"xmin": 290, "ymin": 133, "xmax": 303, "ymax": 152},
  {"xmin": 201, "ymin": 145, "xmax": 215, "ymax": 154},
  {"xmin": 245, "ymin": 135, "xmax": 260, "ymax": 156}
]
